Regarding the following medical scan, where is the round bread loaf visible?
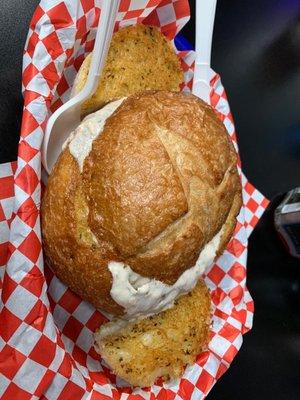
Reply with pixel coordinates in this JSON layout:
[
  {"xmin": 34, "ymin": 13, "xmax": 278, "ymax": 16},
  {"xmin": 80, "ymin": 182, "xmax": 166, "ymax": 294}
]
[{"xmin": 41, "ymin": 91, "xmax": 242, "ymax": 315}]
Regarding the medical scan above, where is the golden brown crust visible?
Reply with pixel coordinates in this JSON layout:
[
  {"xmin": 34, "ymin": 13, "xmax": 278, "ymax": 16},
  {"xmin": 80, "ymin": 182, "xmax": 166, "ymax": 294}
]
[
  {"xmin": 95, "ymin": 279, "xmax": 211, "ymax": 387},
  {"xmin": 41, "ymin": 151, "xmax": 123, "ymax": 314},
  {"xmin": 74, "ymin": 25, "xmax": 183, "ymax": 115},
  {"xmin": 84, "ymin": 103, "xmax": 188, "ymax": 256},
  {"xmin": 218, "ymin": 189, "xmax": 242, "ymax": 256},
  {"xmin": 41, "ymin": 91, "xmax": 241, "ymax": 314}
]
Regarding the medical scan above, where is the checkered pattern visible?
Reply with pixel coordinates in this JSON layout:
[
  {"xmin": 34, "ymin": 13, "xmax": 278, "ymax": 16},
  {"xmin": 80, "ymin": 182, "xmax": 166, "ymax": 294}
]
[
  {"xmin": 0, "ymin": 1, "xmax": 269, "ymax": 399},
  {"xmin": 0, "ymin": 162, "xmax": 17, "ymax": 305}
]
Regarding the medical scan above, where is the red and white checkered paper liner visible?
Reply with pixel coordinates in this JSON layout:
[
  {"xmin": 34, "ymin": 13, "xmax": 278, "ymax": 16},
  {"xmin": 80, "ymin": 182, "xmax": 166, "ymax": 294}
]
[{"xmin": 0, "ymin": 1, "xmax": 269, "ymax": 399}]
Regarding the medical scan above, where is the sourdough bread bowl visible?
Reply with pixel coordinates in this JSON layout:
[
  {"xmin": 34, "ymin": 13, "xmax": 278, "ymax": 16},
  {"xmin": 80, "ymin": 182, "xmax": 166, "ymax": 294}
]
[{"xmin": 41, "ymin": 90, "xmax": 242, "ymax": 316}]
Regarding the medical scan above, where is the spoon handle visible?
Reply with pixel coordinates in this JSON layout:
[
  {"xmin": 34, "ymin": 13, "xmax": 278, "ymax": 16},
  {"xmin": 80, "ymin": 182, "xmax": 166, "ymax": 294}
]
[
  {"xmin": 192, "ymin": 0, "xmax": 217, "ymax": 103},
  {"xmin": 84, "ymin": 0, "xmax": 120, "ymax": 96}
]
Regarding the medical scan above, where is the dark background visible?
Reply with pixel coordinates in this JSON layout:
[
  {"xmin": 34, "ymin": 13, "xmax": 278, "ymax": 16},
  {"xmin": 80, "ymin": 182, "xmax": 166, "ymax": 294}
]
[{"xmin": 0, "ymin": 0, "xmax": 299, "ymax": 399}]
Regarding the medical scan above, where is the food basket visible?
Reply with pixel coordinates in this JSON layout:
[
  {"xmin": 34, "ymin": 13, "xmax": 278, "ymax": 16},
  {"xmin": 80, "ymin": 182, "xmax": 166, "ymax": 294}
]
[{"xmin": 0, "ymin": 1, "xmax": 269, "ymax": 398}]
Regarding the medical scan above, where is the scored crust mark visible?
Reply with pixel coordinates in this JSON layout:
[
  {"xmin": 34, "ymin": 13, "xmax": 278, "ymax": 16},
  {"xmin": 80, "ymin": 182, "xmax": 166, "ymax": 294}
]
[
  {"xmin": 128, "ymin": 116, "xmax": 227, "ymax": 260},
  {"xmin": 153, "ymin": 125, "xmax": 217, "ymax": 194},
  {"xmin": 127, "ymin": 174, "xmax": 241, "ymax": 284}
]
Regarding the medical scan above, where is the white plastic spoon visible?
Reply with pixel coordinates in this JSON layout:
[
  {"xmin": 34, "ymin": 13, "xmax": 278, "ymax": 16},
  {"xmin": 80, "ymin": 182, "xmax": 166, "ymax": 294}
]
[
  {"xmin": 192, "ymin": 0, "xmax": 217, "ymax": 104},
  {"xmin": 42, "ymin": 0, "xmax": 120, "ymax": 174}
]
